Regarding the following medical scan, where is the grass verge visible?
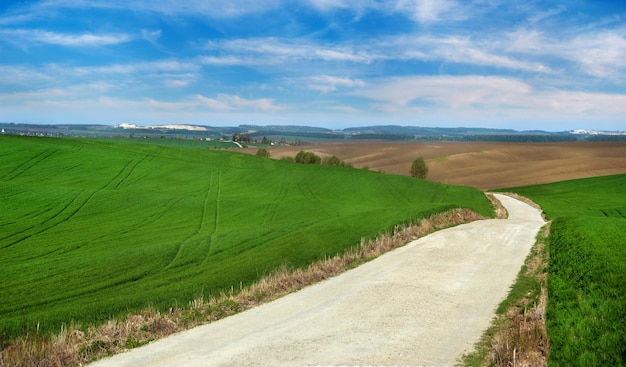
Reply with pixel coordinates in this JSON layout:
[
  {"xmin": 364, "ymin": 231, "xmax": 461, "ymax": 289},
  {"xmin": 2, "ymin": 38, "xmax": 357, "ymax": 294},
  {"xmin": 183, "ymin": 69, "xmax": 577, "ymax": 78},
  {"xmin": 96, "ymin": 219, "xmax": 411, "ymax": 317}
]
[
  {"xmin": 503, "ymin": 174, "xmax": 626, "ymax": 366},
  {"xmin": 461, "ymin": 208, "xmax": 550, "ymax": 367},
  {"xmin": 0, "ymin": 208, "xmax": 484, "ymax": 367}
]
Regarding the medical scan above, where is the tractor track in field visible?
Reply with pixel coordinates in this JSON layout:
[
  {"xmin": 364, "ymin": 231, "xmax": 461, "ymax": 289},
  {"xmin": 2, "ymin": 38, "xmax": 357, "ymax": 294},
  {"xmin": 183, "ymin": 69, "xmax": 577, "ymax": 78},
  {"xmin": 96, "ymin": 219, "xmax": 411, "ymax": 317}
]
[
  {"xmin": 0, "ymin": 189, "xmax": 89, "ymax": 248},
  {"xmin": 204, "ymin": 168, "xmax": 221, "ymax": 262},
  {"xmin": 113, "ymin": 157, "xmax": 146, "ymax": 189},
  {"xmin": 1, "ymin": 149, "xmax": 58, "ymax": 181},
  {"xmin": 1, "ymin": 159, "xmax": 144, "ymax": 249},
  {"xmin": 166, "ymin": 168, "xmax": 222, "ymax": 269},
  {"xmin": 262, "ymin": 182, "xmax": 289, "ymax": 226}
]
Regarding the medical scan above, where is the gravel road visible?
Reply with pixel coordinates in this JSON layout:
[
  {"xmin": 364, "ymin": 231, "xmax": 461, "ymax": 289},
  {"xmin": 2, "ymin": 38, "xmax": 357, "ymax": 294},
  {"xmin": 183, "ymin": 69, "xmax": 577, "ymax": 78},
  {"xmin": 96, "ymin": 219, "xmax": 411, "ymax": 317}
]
[{"xmin": 90, "ymin": 194, "xmax": 545, "ymax": 367}]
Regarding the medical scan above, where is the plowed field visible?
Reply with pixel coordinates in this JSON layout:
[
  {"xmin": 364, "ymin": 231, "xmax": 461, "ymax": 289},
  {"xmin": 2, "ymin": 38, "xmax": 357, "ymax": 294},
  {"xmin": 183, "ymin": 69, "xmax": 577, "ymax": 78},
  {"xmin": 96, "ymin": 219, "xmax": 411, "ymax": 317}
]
[{"xmin": 244, "ymin": 142, "xmax": 626, "ymax": 189}]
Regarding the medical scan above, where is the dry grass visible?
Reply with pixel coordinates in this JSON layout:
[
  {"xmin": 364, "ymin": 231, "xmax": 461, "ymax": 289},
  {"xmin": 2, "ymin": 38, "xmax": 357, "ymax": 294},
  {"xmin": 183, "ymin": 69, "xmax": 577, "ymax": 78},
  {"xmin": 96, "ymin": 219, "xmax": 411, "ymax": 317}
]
[
  {"xmin": 486, "ymin": 193, "xmax": 508, "ymax": 219},
  {"xmin": 462, "ymin": 221, "xmax": 550, "ymax": 367},
  {"xmin": 1, "ymin": 208, "xmax": 484, "ymax": 367},
  {"xmin": 489, "ymin": 289, "xmax": 549, "ymax": 367},
  {"xmin": 488, "ymin": 242, "xmax": 550, "ymax": 367}
]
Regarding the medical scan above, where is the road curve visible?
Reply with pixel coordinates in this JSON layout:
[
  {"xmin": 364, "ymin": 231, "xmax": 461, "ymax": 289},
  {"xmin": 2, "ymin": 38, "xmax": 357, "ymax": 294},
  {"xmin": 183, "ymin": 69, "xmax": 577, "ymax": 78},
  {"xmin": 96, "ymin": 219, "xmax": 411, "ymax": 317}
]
[{"xmin": 90, "ymin": 194, "xmax": 545, "ymax": 367}]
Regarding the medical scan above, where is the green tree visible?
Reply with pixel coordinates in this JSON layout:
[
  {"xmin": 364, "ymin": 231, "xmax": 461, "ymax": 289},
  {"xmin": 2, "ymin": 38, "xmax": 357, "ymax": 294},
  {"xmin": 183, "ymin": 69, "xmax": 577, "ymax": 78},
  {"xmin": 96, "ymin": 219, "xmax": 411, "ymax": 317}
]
[
  {"xmin": 295, "ymin": 151, "xmax": 321, "ymax": 164},
  {"xmin": 410, "ymin": 157, "xmax": 429, "ymax": 179},
  {"xmin": 256, "ymin": 148, "xmax": 270, "ymax": 158}
]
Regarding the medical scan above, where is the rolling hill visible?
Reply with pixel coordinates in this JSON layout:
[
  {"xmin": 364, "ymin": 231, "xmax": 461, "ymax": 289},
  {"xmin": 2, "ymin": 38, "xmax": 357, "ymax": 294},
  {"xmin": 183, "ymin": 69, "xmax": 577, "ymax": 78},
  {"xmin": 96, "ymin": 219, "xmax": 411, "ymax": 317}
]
[{"xmin": 0, "ymin": 135, "xmax": 492, "ymax": 340}]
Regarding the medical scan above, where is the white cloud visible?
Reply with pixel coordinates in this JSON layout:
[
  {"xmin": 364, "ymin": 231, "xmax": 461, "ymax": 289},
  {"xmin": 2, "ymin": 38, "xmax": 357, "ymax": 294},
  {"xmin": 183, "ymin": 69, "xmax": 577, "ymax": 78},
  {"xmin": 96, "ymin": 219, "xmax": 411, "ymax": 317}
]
[
  {"xmin": 561, "ymin": 30, "xmax": 626, "ymax": 79},
  {"xmin": 0, "ymin": 65, "xmax": 54, "ymax": 86},
  {"xmin": 203, "ymin": 35, "xmax": 552, "ymax": 74},
  {"xmin": 355, "ymin": 75, "xmax": 531, "ymax": 108},
  {"xmin": 506, "ymin": 28, "xmax": 626, "ymax": 80},
  {"xmin": 302, "ymin": 75, "xmax": 366, "ymax": 92},
  {"xmin": 527, "ymin": 6, "xmax": 566, "ymax": 25},
  {"xmin": 41, "ymin": 59, "xmax": 200, "ymax": 84},
  {"xmin": 0, "ymin": 83, "xmax": 114, "ymax": 106},
  {"xmin": 377, "ymin": 35, "xmax": 553, "ymax": 73},
  {"xmin": 165, "ymin": 80, "xmax": 189, "ymax": 88},
  {"xmin": 30, "ymin": 0, "xmax": 285, "ymax": 19},
  {"xmin": 305, "ymin": 0, "xmax": 381, "ymax": 15},
  {"xmin": 141, "ymin": 29, "xmax": 163, "ymax": 49},
  {"xmin": 200, "ymin": 56, "xmax": 247, "ymax": 65},
  {"xmin": 206, "ymin": 38, "xmax": 376, "ymax": 65},
  {"xmin": 306, "ymin": 0, "xmax": 348, "ymax": 11},
  {"xmin": 217, "ymin": 94, "xmax": 282, "ymax": 111},
  {"xmin": 140, "ymin": 94, "xmax": 283, "ymax": 112},
  {"xmin": 147, "ymin": 0, "xmax": 285, "ymax": 18},
  {"xmin": 395, "ymin": 0, "xmax": 460, "ymax": 24},
  {"xmin": 329, "ymin": 105, "xmax": 360, "ymax": 113},
  {"xmin": 14, "ymin": 0, "xmax": 470, "ymax": 25},
  {"xmin": 352, "ymin": 75, "xmax": 626, "ymax": 120},
  {"xmin": 141, "ymin": 29, "xmax": 161, "ymax": 41},
  {"xmin": 98, "ymin": 93, "xmax": 282, "ymax": 112},
  {"xmin": 0, "ymin": 90, "xmax": 282, "ymax": 122},
  {"xmin": 433, "ymin": 36, "xmax": 552, "ymax": 73},
  {"xmin": 0, "ymin": 28, "xmax": 132, "ymax": 47},
  {"xmin": 163, "ymin": 73, "xmax": 196, "ymax": 88},
  {"xmin": 194, "ymin": 95, "xmax": 232, "ymax": 110},
  {"xmin": 533, "ymin": 90, "xmax": 626, "ymax": 116},
  {"xmin": 305, "ymin": 0, "xmax": 467, "ymax": 24},
  {"xmin": 506, "ymin": 29, "xmax": 546, "ymax": 52},
  {"xmin": 0, "ymin": 60, "xmax": 203, "ymax": 100}
]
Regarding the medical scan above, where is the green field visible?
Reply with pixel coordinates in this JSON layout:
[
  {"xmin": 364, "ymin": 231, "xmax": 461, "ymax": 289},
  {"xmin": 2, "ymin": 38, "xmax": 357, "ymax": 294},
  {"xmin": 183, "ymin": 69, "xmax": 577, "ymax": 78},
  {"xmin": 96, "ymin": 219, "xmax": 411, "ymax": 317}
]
[
  {"xmin": 0, "ymin": 135, "xmax": 492, "ymax": 342},
  {"xmin": 504, "ymin": 174, "xmax": 626, "ymax": 366},
  {"xmin": 103, "ymin": 137, "xmax": 244, "ymax": 149}
]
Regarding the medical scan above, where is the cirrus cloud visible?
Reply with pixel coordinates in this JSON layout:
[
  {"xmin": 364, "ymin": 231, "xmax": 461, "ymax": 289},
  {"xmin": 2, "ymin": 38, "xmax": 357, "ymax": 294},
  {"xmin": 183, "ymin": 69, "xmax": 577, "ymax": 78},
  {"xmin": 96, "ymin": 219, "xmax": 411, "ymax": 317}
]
[{"xmin": 0, "ymin": 28, "xmax": 132, "ymax": 47}]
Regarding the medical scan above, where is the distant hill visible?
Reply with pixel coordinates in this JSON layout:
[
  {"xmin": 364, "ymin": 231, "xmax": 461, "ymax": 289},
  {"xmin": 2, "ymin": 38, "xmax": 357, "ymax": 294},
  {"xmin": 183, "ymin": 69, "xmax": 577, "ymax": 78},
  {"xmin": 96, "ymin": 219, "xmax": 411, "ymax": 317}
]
[{"xmin": 1, "ymin": 122, "xmax": 624, "ymax": 142}]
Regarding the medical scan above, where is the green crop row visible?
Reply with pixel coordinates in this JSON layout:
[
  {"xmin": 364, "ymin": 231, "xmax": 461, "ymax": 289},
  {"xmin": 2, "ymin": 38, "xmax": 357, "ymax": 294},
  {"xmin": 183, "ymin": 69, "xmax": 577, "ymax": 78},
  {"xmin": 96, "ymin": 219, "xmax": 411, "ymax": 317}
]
[
  {"xmin": 503, "ymin": 174, "xmax": 626, "ymax": 366},
  {"xmin": 0, "ymin": 135, "xmax": 493, "ymax": 342}
]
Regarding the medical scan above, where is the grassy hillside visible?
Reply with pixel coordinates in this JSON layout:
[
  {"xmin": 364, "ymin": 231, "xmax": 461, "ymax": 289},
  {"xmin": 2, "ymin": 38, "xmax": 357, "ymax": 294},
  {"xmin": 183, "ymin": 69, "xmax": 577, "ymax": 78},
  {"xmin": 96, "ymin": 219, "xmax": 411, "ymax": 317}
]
[
  {"xmin": 503, "ymin": 175, "xmax": 626, "ymax": 366},
  {"xmin": 0, "ymin": 135, "xmax": 492, "ymax": 341}
]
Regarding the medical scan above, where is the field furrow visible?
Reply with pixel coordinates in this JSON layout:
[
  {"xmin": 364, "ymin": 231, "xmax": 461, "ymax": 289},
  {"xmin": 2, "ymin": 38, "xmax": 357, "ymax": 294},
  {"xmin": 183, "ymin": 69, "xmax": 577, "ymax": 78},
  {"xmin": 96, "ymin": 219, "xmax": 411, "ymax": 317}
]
[
  {"xmin": 164, "ymin": 169, "xmax": 219, "ymax": 269},
  {"xmin": 383, "ymin": 175, "xmax": 414, "ymax": 203},
  {"xmin": 211, "ymin": 169, "xmax": 221, "ymax": 238},
  {"xmin": 1, "ymin": 149, "xmax": 58, "ymax": 181},
  {"xmin": 104, "ymin": 160, "xmax": 134, "ymax": 189},
  {"xmin": 0, "ymin": 189, "xmax": 90, "ymax": 248},
  {"xmin": 113, "ymin": 157, "xmax": 146, "ymax": 189},
  {"xmin": 202, "ymin": 169, "xmax": 222, "ymax": 264},
  {"xmin": 262, "ymin": 182, "xmax": 289, "ymax": 226},
  {"xmin": 297, "ymin": 180, "xmax": 338, "ymax": 219}
]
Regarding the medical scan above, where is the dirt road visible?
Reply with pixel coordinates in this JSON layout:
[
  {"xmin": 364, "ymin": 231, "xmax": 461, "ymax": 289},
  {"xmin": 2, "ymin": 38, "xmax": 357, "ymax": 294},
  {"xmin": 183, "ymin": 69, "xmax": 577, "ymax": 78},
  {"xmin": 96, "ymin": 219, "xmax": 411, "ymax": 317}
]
[{"xmin": 91, "ymin": 194, "xmax": 544, "ymax": 367}]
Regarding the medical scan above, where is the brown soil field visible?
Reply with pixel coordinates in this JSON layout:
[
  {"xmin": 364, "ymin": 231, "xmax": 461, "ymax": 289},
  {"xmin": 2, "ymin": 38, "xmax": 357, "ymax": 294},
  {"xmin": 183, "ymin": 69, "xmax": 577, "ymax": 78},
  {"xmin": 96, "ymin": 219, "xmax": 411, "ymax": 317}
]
[{"xmin": 242, "ymin": 142, "xmax": 626, "ymax": 190}]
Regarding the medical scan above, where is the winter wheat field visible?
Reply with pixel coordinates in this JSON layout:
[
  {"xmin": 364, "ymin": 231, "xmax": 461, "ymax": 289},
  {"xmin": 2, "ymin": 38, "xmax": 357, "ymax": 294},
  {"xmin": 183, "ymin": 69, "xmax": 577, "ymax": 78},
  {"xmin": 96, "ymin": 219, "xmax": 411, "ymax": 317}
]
[{"xmin": 2, "ymin": 137, "xmax": 625, "ymax": 366}]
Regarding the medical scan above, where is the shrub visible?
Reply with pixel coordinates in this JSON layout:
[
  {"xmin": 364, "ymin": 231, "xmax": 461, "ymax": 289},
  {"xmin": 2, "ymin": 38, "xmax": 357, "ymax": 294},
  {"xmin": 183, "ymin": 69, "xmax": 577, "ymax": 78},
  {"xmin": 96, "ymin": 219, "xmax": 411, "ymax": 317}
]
[
  {"xmin": 322, "ymin": 155, "xmax": 343, "ymax": 166},
  {"xmin": 295, "ymin": 150, "xmax": 321, "ymax": 164},
  {"xmin": 256, "ymin": 148, "xmax": 270, "ymax": 158}
]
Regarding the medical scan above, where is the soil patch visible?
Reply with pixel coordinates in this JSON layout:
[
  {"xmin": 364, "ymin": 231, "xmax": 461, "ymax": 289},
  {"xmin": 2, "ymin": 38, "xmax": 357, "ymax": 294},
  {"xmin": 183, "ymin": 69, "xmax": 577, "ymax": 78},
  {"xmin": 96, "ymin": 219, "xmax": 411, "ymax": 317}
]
[{"xmin": 243, "ymin": 141, "xmax": 626, "ymax": 189}]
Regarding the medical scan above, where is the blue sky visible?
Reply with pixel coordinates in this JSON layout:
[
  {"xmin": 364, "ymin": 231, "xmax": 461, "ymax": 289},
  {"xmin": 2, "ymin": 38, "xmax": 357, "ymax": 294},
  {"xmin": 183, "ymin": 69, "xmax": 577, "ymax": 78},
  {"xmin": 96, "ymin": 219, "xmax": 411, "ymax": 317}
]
[{"xmin": 1, "ymin": 0, "xmax": 625, "ymax": 131}]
